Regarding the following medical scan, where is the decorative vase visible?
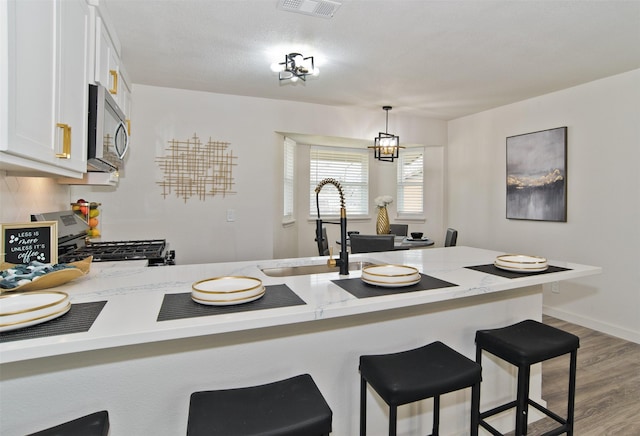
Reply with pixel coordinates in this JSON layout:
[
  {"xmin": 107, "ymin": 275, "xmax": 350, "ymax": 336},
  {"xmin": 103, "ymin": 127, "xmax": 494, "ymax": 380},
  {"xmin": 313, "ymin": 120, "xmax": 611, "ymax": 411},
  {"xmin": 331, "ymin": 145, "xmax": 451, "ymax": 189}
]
[{"xmin": 376, "ymin": 206, "xmax": 390, "ymax": 235}]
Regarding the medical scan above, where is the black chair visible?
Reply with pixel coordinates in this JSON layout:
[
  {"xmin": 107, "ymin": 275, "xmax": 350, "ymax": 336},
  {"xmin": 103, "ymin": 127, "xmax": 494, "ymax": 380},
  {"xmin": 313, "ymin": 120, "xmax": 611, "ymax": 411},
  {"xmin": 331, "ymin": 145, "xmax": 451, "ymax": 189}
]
[
  {"xmin": 28, "ymin": 411, "xmax": 109, "ymax": 436},
  {"xmin": 474, "ymin": 319, "xmax": 580, "ymax": 435},
  {"xmin": 187, "ymin": 374, "xmax": 333, "ymax": 436},
  {"xmin": 444, "ymin": 228, "xmax": 458, "ymax": 247},
  {"xmin": 349, "ymin": 234, "xmax": 394, "ymax": 253},
  {"xmin": 315, "ymin": 227, "xmax": 329, "ymax": 256},
  {"xmin": 388, "ymin": 224, "xmax": 408, "ymax": 237},
  {"xmin": 359, "ymin": 341, "xmax": 482, "ymax": 436}
]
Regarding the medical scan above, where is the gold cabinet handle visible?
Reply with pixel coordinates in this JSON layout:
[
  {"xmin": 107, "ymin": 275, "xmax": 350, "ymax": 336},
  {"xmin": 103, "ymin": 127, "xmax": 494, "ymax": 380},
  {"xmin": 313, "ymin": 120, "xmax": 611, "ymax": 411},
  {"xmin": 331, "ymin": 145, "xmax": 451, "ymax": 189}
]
[
  {"xmin": 55, "ymin": 123, "xmax": 71, "ymax": 159},
  {"xmin": 126, "ymin": 119, "xmax": 131, "ymax": 135},
  {"xmin": 109, "ymin": 69, "xmax": 118, "ymax": 94}
]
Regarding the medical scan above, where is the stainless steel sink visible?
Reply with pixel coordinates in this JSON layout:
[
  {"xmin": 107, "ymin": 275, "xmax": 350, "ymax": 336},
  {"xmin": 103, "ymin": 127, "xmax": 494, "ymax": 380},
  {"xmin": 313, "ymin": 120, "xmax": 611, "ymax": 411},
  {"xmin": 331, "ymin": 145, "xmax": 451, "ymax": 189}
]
[{"xmin": 260, "ymin": 261, "xmax": 375, "ymax": 277}]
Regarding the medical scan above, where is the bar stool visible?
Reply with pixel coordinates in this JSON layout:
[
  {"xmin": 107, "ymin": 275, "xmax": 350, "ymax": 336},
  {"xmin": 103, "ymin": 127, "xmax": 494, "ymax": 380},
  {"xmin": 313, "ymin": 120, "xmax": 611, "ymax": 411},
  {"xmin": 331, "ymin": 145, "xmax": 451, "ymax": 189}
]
[
  {"xmin": 474, "ymin": 319, "xmax": 580, "ymax": 435},
  {"xmin": 187, "ymin": 373, "xmax": 332, "ymax": 436},
  {"xmin": 359, "ymin": 341, "xmax": 482, "ymax": 436},
  {"xmin": 28, "ymin": 410, "xmax": 109, "ymax": 436}
]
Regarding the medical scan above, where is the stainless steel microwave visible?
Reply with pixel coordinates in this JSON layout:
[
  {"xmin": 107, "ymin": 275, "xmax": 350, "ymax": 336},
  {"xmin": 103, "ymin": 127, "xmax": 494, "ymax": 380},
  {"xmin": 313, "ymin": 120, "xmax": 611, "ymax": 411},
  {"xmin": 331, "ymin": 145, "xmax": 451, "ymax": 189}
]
[{"xmin": 87, "ymin": 84, "xmax": 129, "ymax": 172}]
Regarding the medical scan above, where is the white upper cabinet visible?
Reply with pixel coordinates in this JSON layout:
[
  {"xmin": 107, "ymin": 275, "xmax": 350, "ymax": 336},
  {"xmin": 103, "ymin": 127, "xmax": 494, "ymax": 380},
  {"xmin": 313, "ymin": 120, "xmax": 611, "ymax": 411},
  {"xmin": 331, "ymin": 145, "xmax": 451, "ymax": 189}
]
[
  {"xmin": 1, "ymin": 0, "xmax": 90, "ymax": 178},
  {"xmin": 92, "ymin": 9, "xmax": 131, "ymax": 122},
  {"xmin": 94, "ymin": 16, "xmax": 120, "ymax": 96}
]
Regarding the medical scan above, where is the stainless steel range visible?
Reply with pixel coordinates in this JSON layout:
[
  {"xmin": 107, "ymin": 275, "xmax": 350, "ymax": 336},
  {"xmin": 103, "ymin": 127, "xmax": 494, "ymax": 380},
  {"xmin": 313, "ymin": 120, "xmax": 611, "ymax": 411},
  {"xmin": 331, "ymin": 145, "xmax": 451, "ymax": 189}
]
[{"xmin": 31, "ymin": 210, "xmax": 175, "ymax": 266}]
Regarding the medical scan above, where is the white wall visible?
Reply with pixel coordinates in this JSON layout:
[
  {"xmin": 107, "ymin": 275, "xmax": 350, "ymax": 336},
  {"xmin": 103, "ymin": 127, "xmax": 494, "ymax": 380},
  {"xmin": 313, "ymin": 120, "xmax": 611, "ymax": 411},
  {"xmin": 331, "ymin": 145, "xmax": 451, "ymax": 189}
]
[
  {"xmin": 447, "ymin": 69, "xmax": 640, "ymax": 342},
  {"xmin": 71, "ymin": 85, "xmax": 447, "ymax": 265}
]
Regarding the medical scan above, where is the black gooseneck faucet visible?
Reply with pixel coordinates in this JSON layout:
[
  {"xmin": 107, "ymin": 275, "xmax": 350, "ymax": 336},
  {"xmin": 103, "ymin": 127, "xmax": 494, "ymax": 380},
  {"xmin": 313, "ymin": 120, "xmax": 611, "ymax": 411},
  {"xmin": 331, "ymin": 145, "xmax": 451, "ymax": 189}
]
[{"xmin": 315, "ymin": 178, "xmax": 349, "ymax": 275}]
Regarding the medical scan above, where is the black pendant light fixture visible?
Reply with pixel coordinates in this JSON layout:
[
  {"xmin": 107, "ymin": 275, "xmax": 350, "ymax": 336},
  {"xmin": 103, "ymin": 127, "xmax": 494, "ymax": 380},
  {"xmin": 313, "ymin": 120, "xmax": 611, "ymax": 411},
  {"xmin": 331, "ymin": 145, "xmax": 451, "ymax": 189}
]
[{"xmin": 369, "ymin": 106, "xmax": 404, "ymax": 162}]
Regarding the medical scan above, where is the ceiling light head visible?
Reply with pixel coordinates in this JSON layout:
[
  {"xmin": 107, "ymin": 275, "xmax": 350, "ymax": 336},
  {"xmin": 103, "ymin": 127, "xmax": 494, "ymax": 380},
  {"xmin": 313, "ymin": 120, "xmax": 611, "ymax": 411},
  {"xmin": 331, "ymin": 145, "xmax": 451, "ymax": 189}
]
[
  {"xmin": 274, "ymin": 52, "xmax": 318, "ymax": 82},
  {"xmin": 368, "ymin": 106, "xmax": 405, "ymax": 162}
]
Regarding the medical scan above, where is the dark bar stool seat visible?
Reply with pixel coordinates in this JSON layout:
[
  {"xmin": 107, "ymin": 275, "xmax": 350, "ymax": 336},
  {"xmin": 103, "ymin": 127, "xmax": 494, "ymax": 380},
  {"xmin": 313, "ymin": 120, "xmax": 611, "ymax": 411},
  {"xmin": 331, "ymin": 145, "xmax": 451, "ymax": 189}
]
[
  {"xmin": 28, "ymin": 410, "xmax": 109, "ymax": 436},
  {"xmin": 474, "ymin": 319, "xmax": 580, "ymax": 435},
  {"xmin": 359, "ymin": 341, "xmax": 482, "ymax": 436},
  {"xmin": 187, "ymin": 373, "xmax": 332, "ymax": 436}
]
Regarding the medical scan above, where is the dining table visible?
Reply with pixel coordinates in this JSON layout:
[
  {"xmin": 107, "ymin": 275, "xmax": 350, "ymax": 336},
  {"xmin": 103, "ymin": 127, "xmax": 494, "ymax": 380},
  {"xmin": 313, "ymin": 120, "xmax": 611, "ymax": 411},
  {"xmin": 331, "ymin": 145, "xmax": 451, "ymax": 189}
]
[{"xmin": 337, "ymin": 235, "xmax": 435, "ymax": 250}]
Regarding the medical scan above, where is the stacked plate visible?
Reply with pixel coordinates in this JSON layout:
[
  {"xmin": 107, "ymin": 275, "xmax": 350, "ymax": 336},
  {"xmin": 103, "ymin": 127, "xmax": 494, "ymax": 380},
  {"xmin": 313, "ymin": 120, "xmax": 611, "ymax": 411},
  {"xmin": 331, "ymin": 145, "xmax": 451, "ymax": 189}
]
[
  {"xmin": 361, "ymin": 264, "xmax": 421, "ymax": 287},
  {"xmin": 191, "ymin": 276, "xmax": 265, "ymax": 306},
  {"xmin": 0, "ymin": 291, "xmax": 71, "ymax": 332},
  {"xmin": 495, "ymin": 254, "xmax": 548, "ymax": 272}
]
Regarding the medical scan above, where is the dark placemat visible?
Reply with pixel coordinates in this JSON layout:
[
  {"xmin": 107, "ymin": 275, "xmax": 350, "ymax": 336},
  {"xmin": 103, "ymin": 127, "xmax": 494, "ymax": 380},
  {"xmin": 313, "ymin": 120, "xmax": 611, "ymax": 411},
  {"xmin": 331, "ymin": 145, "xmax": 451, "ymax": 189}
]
[
  {"xmin": 331, "ymin": 274, "xmax": 457, "ymax": 299},
  {"xmin": 157, "ymin": 284, "xmax": 306, "ymax": 322},
  {"xmin": 0, "ymin": 301, "xmax": 107, "ymax": 343},
  {"xmin": 465, "ymin": 264, "xmax": 571, "ymax": 279}
]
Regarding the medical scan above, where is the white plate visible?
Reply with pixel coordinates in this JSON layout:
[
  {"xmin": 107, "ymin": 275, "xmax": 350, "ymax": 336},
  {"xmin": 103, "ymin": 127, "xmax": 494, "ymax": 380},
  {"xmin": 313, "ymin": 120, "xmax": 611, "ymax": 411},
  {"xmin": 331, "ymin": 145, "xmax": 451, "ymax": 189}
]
[
  {"xmin": 361, "ymin": 276, "xmax": 422, "ymax": 288},
  {"xmin": 0, "ymin": 291, "xmax": 71, "ymax": 332},
  {"xmin": 191, "ymin": 290, "xmax": 266, "ymax": 306},
  {"xmin": 496, "ymin": 254, "xmax": 547, "ymax": 266},
  {"xmin": 361, "ymin": 264, "xmax": 421, "ymax": 286},
  {"xmin": 192, "ymin": 286, "xmax": 265, "ymax": 302},
  {"xmin": 362, "ymin": 264, "xmax": 419, "ymax": 277},
  {"xmin": 494, "ymin": 262, "xmax": 548, "ymax": 273},
  {"xmin": 192, "ymin": 276, "xmax": 262, "ymax": 294},
  {"xmin": 406, "ymin": 237, "xmax": 429, "ymax": 242}
]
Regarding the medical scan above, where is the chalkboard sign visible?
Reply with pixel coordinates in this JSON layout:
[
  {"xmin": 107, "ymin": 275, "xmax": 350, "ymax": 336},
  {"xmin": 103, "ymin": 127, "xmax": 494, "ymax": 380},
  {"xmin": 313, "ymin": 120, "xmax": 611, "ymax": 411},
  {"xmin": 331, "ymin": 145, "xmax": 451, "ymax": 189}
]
[{"xmin": 1, "ymin": 221, "xmax": 58, "ymax": 265}]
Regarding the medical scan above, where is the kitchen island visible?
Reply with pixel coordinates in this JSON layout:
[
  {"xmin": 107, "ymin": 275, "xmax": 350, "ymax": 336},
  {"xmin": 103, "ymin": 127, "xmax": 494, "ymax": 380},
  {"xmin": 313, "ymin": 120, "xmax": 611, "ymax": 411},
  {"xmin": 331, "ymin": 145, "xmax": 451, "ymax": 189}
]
[{"xmin": 0, "ymin": 247, "xmax": 600, "ymax": 435}]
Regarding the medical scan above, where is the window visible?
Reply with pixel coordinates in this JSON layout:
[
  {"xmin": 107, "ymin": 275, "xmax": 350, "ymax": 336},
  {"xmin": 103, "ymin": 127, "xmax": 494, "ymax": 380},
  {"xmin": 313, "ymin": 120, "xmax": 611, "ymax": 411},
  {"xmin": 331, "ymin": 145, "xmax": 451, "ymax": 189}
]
[
  {"xmin": 309, "ymin": 146, "xmax": 369, "ymax": 217},
  {"xmin": 283, "ymin": 137, "xmax": 295, "ymax": 221},
  {"xmin": 397, "ymin": 148, "xmax": 424, "ymax": 215}
]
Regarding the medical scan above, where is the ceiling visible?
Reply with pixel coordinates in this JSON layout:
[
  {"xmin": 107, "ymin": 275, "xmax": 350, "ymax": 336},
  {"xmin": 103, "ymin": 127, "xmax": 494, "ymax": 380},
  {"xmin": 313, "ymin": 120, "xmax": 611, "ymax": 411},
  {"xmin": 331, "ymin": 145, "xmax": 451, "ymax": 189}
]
[{"xmin": 102, "ymin": 0, "xmax": 640, "ymax": 120}]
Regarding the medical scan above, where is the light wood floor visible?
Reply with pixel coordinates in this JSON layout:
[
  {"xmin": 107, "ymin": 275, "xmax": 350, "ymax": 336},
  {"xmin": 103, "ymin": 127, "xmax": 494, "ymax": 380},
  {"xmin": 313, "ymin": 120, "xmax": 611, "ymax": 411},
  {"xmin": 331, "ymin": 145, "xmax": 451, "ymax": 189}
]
[{"xmin": 505, "ymin": 315, "xmax": 640, "ymax": 435}]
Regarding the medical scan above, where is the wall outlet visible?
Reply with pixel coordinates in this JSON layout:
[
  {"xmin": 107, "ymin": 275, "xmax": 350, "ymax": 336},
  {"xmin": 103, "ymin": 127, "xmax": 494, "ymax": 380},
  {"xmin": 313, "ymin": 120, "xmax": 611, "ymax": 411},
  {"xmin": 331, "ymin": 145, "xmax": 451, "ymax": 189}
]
[
  {"xmin": 226, "ymin": 209, "xmax": 236, "ymax": 222},
  {"xmin": 551, "ymin": 281, "xmax": 560, "ymax": 294}
]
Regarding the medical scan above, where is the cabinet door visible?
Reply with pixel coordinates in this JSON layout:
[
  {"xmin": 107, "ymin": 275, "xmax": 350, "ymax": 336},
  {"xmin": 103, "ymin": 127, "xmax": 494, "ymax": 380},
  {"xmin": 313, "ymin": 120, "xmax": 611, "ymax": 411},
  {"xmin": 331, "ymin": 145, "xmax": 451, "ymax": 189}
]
[
  {"xmin": 56, "ymin": 0, "xmax": 90, "ymax": 173},
  {"xmin": 1, "ymin": 0, "xmax": 89, "ymax": 177},
  {"xmin": 2, "ymin": 0, "xmax": 57, "ymax": 162},
  {"xmin": 94, "ymin": 17, "xmax": 119, "ymax": 96}
]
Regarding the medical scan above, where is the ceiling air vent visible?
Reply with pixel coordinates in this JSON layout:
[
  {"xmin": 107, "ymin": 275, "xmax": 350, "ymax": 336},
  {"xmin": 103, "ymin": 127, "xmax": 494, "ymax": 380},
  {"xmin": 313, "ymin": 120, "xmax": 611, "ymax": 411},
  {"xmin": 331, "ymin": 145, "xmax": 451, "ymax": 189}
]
[{"xmin": 277, "ymin": 0, "xmax": 342, "ymax": 19}]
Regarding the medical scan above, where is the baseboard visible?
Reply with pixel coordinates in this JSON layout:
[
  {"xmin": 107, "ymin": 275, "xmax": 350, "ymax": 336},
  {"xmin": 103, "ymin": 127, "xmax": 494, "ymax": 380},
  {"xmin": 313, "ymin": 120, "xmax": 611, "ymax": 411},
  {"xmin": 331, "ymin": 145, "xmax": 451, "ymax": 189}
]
[{"xmin": 543, "ymin": 306, "xmax": 640, "ymax": 344}]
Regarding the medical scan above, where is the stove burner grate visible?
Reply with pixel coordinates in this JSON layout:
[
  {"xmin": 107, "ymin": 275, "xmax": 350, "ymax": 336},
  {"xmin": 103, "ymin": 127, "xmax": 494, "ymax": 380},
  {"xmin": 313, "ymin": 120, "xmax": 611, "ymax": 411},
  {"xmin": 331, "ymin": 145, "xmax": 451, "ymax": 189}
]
[{"xmin": 58, "ymin": 239, "xmax": 169, "ymax": 263}]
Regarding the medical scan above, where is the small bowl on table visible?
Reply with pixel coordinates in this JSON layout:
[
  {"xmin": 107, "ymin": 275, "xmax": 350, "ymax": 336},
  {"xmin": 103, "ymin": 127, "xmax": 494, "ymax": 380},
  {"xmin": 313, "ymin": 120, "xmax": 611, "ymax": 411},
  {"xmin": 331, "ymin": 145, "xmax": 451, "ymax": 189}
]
[{"xmin": 410, "ymin": 232, "xmax": 423, "ymax": 240}]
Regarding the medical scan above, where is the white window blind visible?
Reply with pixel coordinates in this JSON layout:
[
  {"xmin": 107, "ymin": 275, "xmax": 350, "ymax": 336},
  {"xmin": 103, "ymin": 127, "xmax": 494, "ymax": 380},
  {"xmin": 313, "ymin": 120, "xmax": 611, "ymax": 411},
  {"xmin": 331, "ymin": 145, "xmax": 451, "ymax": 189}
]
[
  {"xmin": 397, "ymin": 148, "xmax": 424, "ymax": 214},
  {"xmin": 283, "ymin": 138, "xmax": 295, "ymax": 220},
  {"xmin": 310, "ymin": 146, "xmax": 369, "ymax": 217}
]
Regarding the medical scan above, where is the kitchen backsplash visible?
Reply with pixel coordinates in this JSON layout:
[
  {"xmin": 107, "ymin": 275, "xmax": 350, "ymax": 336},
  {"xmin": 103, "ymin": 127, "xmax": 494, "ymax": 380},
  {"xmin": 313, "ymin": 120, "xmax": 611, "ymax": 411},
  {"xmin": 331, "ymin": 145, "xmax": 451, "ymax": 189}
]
[{"xmin": 0, "ymin": 173, "xmax": 70, "ymax": 223}]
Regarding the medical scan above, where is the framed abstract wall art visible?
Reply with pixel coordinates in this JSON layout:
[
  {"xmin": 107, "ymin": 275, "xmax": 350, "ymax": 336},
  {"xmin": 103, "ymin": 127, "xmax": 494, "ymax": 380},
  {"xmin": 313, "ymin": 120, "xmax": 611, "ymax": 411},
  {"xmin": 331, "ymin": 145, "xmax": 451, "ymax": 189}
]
[{"xmin": 506, "ymin": 127, "xmax": 567, "ymax": 222}]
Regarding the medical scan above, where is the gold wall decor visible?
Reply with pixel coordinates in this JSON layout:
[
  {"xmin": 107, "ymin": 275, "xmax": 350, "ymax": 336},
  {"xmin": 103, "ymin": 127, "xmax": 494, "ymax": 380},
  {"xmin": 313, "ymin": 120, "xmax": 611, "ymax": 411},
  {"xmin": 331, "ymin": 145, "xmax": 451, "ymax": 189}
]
[{"xmin": 156, "ymin": 134, "xmax": 237, "ymax": 202}]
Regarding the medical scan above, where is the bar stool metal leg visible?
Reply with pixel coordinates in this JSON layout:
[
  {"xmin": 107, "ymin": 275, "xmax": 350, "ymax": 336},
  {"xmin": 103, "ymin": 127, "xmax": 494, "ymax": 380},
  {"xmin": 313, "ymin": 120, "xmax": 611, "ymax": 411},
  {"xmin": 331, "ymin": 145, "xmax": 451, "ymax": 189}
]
[
  {"xmin": 389, "ymin": 405, "xmax": 397, "ymax": 436},
  {"xmin": 360, "ymin": 375, "xmax": 367, "ymax": 436},
  {"xmin": 567, "ymin": 349, "xmax": 578, "ymax": 436},
  {"xmin": 515, "ymin": 364, "xmax": 531, "ymax": 435},
  {"xmin": 471, "ymin": 381, "xmax": 480, "ymax": 436},
  {"xmin": 432, "ymin": 395, "xmax": 440, "ymax": 436}
]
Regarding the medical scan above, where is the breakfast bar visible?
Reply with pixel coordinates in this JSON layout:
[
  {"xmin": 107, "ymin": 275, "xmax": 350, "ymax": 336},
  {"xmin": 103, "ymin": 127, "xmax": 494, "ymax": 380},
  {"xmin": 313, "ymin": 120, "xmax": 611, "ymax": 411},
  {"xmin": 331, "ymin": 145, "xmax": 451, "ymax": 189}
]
[{"xmin": 0, "ymin": 247, "xmax": 601, "ymax": 435}]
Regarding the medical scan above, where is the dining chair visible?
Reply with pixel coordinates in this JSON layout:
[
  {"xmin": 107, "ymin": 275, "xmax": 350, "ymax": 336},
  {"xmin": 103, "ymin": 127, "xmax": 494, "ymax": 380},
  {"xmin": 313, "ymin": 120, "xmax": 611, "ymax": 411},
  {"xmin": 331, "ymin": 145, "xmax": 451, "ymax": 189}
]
[
  {"xmin": 445, "ymin": 228, "xmax": 458, "ymax": 247},
  {"xmin": 350, "ymin": 234, "xmax": 395, "ymax": 253},
  {"xmin": 389, "ymin": 224, "xmax": 408, "ymax": 237}
]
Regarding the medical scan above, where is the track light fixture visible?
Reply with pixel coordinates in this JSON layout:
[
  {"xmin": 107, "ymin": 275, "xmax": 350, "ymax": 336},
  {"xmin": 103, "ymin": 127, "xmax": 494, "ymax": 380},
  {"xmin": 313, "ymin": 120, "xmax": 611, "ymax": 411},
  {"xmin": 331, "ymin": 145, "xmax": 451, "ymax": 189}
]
[
  {"xmin": 271, "ymin": 53, "xmax": 319, "ymax": 82},
  {"xmin": 369, "ymin": 106, "xmax": 404, "ymax": 162}
]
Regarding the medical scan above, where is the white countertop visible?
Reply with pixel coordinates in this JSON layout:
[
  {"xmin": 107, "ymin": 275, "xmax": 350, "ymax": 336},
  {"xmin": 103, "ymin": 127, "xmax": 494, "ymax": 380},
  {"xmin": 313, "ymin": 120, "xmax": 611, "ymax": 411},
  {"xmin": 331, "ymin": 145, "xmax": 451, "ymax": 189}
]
[{"xmin": 0, "ymin": 246, "xmax": 601, "ymax": 364}]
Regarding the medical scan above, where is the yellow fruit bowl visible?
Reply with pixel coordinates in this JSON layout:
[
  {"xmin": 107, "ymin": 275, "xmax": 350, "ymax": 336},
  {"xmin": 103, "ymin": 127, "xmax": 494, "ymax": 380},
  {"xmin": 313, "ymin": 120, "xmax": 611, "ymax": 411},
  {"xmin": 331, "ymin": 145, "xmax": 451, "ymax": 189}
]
[{"xmin": 0, "ymin": 257, "xmax": 92, "ymax": 293}]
